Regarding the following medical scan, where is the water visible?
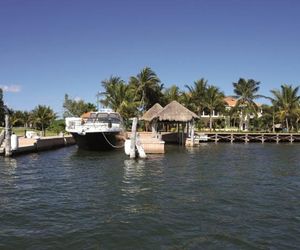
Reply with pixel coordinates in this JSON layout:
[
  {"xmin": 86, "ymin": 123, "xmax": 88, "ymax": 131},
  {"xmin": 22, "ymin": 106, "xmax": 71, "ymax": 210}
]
[{"xmin": 0, "ymin": 144, "xmax": 300, "ymax": 249}]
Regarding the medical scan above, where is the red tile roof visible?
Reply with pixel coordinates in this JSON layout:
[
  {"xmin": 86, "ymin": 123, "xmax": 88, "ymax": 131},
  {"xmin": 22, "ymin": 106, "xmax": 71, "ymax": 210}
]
[{"xmin": 224, "ymin": 97, "xmax": 238, "ymax": 107}]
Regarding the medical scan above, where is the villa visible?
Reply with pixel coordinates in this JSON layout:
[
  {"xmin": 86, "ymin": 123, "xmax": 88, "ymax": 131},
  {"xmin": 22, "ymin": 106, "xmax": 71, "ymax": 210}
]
[{"xmin": 201, "ymin": 96, "xmax": 263, "ymax": 131}]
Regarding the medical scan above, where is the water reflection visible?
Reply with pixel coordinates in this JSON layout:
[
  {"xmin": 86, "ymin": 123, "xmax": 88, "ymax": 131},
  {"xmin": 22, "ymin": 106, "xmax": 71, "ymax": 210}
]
[
  {"xmin": 2, "ymin": 157, "xmax": 18, "ymax": 171},
  {"xmin": 0, "ymin": 157, "xmax": 18, "ymax": 183},
  {"xmin": 1, "ymin": 145, "xmax": 300, "ymax": 249},
  {"xmin": 123, "ymin": 159, "xmax": 146, "ymax": 185}
]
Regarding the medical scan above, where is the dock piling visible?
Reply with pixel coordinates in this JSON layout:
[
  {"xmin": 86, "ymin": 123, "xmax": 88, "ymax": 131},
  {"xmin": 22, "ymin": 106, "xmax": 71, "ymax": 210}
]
[{"xmin": 4, "ymin": 114, "xmax": 12, "ymax": 157}]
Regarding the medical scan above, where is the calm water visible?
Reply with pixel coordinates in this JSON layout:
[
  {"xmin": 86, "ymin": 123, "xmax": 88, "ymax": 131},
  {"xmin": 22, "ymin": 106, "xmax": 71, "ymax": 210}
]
[{"xmin": 0, "ymin": 144, "xmax": 300, "ymax": 249}]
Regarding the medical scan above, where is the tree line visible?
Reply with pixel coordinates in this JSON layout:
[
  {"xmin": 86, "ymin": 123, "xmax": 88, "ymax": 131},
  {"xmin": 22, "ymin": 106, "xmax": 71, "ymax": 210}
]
[
  {"xmin": 100, "ymin": 67, "xmax": 300, "ymax": 132},
  {"xmin": 2, "ymin": 66, "xmax": 300, "ymax": 135},
  {"xmin": 0, "ymin": 94, "xmax": 96, "ymax": 136}
]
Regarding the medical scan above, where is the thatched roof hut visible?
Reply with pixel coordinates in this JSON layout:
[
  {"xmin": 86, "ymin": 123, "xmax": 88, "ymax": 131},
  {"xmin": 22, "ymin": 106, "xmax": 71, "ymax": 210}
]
[
  {"xmin": 155, "ymin": 101, "xmax": 199, "ymax": 122},
  {"xmin": 141, "ymin": 103, "xmax": 163, "ymax": 121}
]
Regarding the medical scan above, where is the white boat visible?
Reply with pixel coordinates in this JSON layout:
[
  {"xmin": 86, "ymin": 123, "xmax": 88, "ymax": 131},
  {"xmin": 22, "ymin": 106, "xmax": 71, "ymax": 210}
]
[{"xmin": 65, "ymin": 109, "xmax": 125, "ymax": 150}]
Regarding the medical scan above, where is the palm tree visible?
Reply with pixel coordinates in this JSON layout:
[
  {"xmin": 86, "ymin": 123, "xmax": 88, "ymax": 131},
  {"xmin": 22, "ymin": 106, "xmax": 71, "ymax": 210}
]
[
  {"xmin": 23, "ymin": 111, "xmax": 31, "ymax": 128},
  {"xmin": 101, "ymin": 76, "xmax": 139, "ymax": 120},
  {"xmin": 163, "ymin": 85, "xmax": 181, "ymax": 103},
  {"xmin": 63, "ymin": 94, "xmax": 96, "ymax": 118},
  {"xmin": 31, "ymin": 105, "xmax": 56, "ymax": 136},
  {"xmin": 203, "ymin": 85, "xmax": 225, "ymax": 131},
  {"xmin": 256, "ymin": 104, "xmax": 274, "ymax": 132},
  {"xmin": 129, "ymin": 67, "xmax": 163, "ymax": 112},
  {"xmin": 233, "ymin": 78, "xmax": 262, "ymax": 130},
  {"xmin": 294, "ymin": 108, "xmax": 300, "ymax": 132},
  {"xmin": 185, "ymin": 78, "xmax": 207, "ymax": 116},
  {"xmin": 180, "ymin": 91, "xmax": 194, "ymax": 111},
  {"xmin": 270, "ymin": 84, "xmax": 300, "ymax": 132}
]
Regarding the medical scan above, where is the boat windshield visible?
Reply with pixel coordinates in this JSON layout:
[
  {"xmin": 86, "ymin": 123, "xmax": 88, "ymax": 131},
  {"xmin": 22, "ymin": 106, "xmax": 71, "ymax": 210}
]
[{"xmin": 87, "ymin": 113, "xmax": 122, "ymax": 124}]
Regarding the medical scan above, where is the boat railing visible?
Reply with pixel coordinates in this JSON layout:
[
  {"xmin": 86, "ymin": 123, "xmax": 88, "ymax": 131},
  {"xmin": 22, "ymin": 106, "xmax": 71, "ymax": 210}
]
[{"xmin": 66, "ymin": 116, "xmax": 123, "ymax": 133}]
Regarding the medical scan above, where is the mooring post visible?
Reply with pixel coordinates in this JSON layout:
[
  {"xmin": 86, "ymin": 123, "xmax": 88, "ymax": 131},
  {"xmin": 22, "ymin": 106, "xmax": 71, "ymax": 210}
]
[
  {"xmin": 261, "ymin": 134, "xmax": 265, "ymax": 144},
  {"xmin": 130, "ymin": 117, "xmax": 138, "ymax": 159},
  {"xmin": 4, "ymin": 114, "xmax": 12, "ymax": 157},
  {"xmin": 215, "ymin": 134, "xmax": 218, "ymax": 143},
  {"xmin": 190, "ymin": 120, "xmax": 195, "ymax": 146},
  {"xmin": 290, "ymin": 134, "xmax": 294, "ymax": 143}
]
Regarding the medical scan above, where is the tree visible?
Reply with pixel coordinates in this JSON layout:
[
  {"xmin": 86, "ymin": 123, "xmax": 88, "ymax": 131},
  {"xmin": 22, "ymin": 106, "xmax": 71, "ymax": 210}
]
[
  {"xmin": 63, "ymin": 94, "xmax": 96, "ymax": 118},
  {"xmin": 203, "ymin": 85, "xmax": 225, "ymax": 131},
  {"xmin": 22, "ymin": 111, "xmax": 31, "ymax": 128},
  {"xmin": 232, "ymin": 78, "xmax": 262, "ymax": 130},
  {"xmin": 48, "ymin": 119, "xmax": 65, "ymax": 134},
  {"xmin": 163, "ymin": 85, "xmax": 182, "ymax": 104},
  {"xmin": 10, "ymin": 110, "xmax": 26, "ymax": 127},
  {"xmin": 10, "ymin": 110, "xmax": 32, "ymax": 128},
  {"xmin": 185, "ymin": 78, "xmax": 207, "ymax": 116},
  {"xmin": 270, "ymin": 84, "xmax": 300, "ymax": 132},
  {"xmin": 31, "ymin": 105, "xmax": 56, "ymax": 136},
  {"xmin": 129, "ymin": 67, "xmax": 164, "ymax": 112},
  {"xmin": 101, "ymin": 76, "xmax": 138, "ymax": 120}
]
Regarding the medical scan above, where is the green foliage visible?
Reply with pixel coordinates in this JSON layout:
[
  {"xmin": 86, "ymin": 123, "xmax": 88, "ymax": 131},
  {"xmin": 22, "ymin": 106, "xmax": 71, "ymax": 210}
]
[
  {"xmin": 63, "ymin": 94, "xmax": 96, "ymax": 118},
  {"xmin": 163, "ymin": 85, "xmax": 182, "ymax": 104},
  {"xmin": 31, "ymin": 105, "xmax": 56, "ymax": 136},
  {"xmin": 129, "ymin": 67, "xmax": 164, "ymax": 111},
  {"xmin": 270, "ymin": 84, "xmax": 300, "ymax": 132},
  {"xmin": 10, "ymin": 110, "xmax": 32, "ymax": 127},
  {"xmin": 256, "ymin": 104, "xmax": 275, "ymax": 132},
  {"xmin": 184, "ymin": 78, "xmax": 208, "ymax": 115},
  {"xmin": 101, "ymin": 76, "xmax": 139, "ymax": 120},
  {"xmin": 48, "ymin": 119, "xmax": 65, "ymax": 134},
  {"xmin": 232, "ymin": 78, "xmax": 262, "ymax": 130},
  {"xmin": 202, "ymin": 85, "xmax": 225, "ymax": 130}
]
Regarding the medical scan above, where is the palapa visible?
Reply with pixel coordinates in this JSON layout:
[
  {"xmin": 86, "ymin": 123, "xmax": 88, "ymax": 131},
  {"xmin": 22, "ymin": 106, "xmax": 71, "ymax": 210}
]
[
  {"xmin": 155, "ymin": 101, "xmax": 199, "ymax": 122},
  {"xmin": 141, "ymin": 103, "xmax": 163, "ymax": 121}
]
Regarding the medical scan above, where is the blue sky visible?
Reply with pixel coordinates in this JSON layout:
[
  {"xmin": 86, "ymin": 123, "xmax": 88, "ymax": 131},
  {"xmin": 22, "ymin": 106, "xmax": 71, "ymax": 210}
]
[{"xmin": 1, "ymin": 0, "xmax": 300, "ymax": 116}]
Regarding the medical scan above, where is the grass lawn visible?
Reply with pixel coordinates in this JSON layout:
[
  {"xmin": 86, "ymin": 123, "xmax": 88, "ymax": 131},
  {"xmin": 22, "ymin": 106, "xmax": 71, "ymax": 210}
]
[{"xmin": 8, "ymin": 127, "xmax": 61, "ymax": 137}]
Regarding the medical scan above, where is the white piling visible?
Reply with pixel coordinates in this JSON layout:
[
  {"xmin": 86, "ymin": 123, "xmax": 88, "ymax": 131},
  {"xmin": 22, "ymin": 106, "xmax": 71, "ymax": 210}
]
[
  {"xmin": 5, "ymin": 114, "xmax": 12, "ymax": 157},
  {"xmin": 130, "ymin": 117, "xmax": 138, "ymax": 159}
]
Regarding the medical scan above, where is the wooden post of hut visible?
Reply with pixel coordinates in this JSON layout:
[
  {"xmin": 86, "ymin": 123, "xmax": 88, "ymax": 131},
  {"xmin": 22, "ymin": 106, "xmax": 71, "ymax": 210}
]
[
  {"xmin": 191, "ymin": 120, "xmax": 195, "ymax": 146},
  {"xmin": 182, "ymin": 123, "xmax": 186, "ymax": 146}
]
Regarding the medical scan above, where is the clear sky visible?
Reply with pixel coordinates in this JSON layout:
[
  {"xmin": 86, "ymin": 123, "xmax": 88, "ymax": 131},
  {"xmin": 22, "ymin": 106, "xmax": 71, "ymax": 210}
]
[{"xmin": 1, "ymin": 0, "xmax": 300, "ymax": 116}]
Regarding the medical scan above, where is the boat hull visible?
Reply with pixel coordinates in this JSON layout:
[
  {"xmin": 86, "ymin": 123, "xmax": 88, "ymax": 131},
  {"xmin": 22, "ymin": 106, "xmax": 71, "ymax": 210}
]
[{"xmin": 71, "ymin": 132, "xmax": 124, "ymax": 150}]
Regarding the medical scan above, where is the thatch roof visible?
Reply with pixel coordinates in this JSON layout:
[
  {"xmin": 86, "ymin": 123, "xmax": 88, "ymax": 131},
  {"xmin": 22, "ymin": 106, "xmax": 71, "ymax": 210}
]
[
  {"xmin": 141, "ymin": 103, "xmax": 163, "ymax": 121},
  {"xmin": 155, "ymin": 101, "xmax": 199, "ymax": 122}
]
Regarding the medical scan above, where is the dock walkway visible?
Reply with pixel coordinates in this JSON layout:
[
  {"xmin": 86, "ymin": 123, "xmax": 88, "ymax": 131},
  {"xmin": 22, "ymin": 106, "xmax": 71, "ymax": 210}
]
[
  {"xmin": 0, "ymin": 135, "xmax": 76, "ymax": 156},
  {"xmin": 186, "ymin": 132, "xmax": 300, "ymax": 145}
]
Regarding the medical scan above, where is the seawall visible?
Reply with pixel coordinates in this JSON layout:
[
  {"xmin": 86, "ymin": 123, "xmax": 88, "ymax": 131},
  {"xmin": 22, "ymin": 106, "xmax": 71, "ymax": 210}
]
[{"xmin": 8, "ymin": 135, "xmax": 76, "ymax": 156}]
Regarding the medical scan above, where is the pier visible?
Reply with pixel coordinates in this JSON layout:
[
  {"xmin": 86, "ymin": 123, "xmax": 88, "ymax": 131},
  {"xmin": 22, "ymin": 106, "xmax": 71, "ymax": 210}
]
[
  {"xmin": 185, "ymin": 132, "xmax": 300, "ymax": 145},
  {"xmin": 0, "ymin": 135, "xmax": 76, "ymax": 156}
]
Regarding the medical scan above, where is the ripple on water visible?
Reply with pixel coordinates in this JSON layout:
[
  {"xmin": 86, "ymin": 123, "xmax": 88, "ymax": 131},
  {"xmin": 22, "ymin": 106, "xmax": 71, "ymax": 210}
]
[{"xmin": 0, "ymin": 144, "xmax": 300, "ymax": 249}]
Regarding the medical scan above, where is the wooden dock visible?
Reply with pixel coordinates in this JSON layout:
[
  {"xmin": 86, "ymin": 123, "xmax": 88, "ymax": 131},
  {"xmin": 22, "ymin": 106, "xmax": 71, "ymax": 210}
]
[
  {"xmin": 127, "ymin": 132, "xmax": 165, "ymax": 154},
  {"xmin": 186, "ymin": 132, "xmax": 300, "ymax": 145}
]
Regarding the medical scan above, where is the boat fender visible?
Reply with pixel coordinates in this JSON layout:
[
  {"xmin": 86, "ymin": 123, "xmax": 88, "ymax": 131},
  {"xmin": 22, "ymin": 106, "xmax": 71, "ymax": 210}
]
[
  {"xmin": 11, "ymin": 133, "xmax": 19, "ymax": 150},
  {"xmin": 124, "ymin": 139, "xmax": 131, "ymax": 155}
]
